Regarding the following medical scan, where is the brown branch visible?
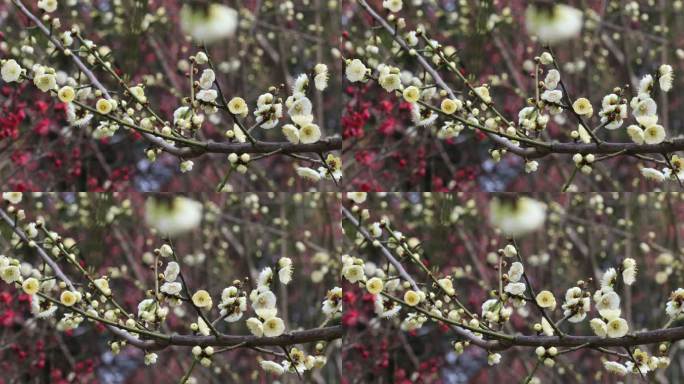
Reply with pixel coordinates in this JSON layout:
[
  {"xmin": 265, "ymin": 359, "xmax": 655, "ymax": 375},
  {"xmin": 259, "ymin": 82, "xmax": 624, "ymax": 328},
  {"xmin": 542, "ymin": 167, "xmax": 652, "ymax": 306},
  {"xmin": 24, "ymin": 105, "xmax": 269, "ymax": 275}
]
[
  {"xmin": 526, "ymin": 138, "xmax": 684, "ymax": 158},
  {"xmin": 182, "ymin": 137, "xmax": 342, "ymax": 158},
  {"xmin": 143, "ymin": 325, "xmax": 344, "ymax": 351},
  {"xmin": 507, "ymin": 326, "xmax": 684, "ymax": 349}
]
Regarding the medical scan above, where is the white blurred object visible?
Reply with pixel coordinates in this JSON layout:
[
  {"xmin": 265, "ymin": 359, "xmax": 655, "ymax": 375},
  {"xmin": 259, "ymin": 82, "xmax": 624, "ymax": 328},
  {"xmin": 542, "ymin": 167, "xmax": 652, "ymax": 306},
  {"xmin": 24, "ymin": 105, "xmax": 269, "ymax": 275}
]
[
  {"xmin": 489, "ymin": 196, "xmax": 546, "ymax": 237},
  {"xmin": 145, "ymin": 196, "xmax": 203, "ymax": 236},
  {"xmin": 180, "ymin": 4, "xmax": 238, "ymax": 44},
  {"xmin": 525, "ymin": 4, "xmax": 583, "ymax": 44}
]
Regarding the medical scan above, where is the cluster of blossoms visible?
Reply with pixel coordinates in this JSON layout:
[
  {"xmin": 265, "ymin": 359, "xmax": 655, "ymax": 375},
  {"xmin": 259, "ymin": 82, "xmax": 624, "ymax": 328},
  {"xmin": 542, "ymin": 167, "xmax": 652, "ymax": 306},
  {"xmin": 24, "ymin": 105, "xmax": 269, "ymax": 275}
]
[
  {"xmin": 604, "ymin": 347, "xmax": 670, "ymax": 377},
  {"xmin": 588, "ymin": 261, "xmax": 636, "ymax": 340},
  {"xmin": 484, "ymin": 247, "xmax": 638, "ymax": 370},
  {"xmin": 244, "ymin": 267, "xmax": 286, "ymax": 339},
  {"xmin": 172, "ymin": 51, "xmax": 335, "ymax": 180},
  {"xmin": 241, "ymin": 264, "xmax": 327, "ymax": 375},
  {"xmin": 259, "ymin": 345, "xmax": 328, "ymax": 376},
  {"xmin": 278, "ymin": 67, "xmax": 344, "ymax": 183}
]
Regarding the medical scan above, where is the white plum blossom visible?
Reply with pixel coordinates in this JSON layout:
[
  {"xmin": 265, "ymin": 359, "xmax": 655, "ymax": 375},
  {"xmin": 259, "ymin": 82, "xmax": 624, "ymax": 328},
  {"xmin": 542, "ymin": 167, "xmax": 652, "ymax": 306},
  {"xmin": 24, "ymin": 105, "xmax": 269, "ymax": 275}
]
[
  {"xmin": 606, "ymin": 317, "xmax": 629, "ymax": 338},
  {"xmin": 643, "ymin": 124, "xmax": 666, "ymax": 145},
  {"xmin": 260, "ymin": 360, "xmax": 285, "ymax": 375},
  {"xmin": 562, "ymin": 287, "xmax": 590, "ymax": 323},
  {"xmin": 410, "ymin": 103, "xmax": 438, "ymax": 127},
  {"xmin": 541, "ymin": 89, "xmax": 563, "ymax": 104},
  {"xmin": 504, "ymin": 282, "xmax": 526, "ymax": 296},
  {"xmin": 507, "ymin": 262, "xmax": 524, "ymax": 282},
  {"xmin": 543, "ymin": 70, "xmax": 560, "ymax": 90},
  {"xmin": 254, "ymin": 93, "xmax": 283, "ymax": 129},
  {"xmin": 599, "ymin": 94, "xmax": 627, "ymax": 130},
  {"xmin": 322, "ymin": 287, "xmax": 342, "ymax": 316},
  {"xmin": 604, "ymin": 361, "xmax": 628, "ymax": 376},
  {"xmin": 314, "ymin": 64, "xmax": 329, "ymax": 91},
  {"xmin": 596, "ymin": 291, "xmax": 621, "ymax": 320},
  {"xmin": 346, "ymin": 59, "xmax": 368, "ymax": 83},
  {"xmin": 622, "ymin": 258, "xmax": 637, "ymax": 285},
  {"xmin": 666, "ymin": 288, "xmax": 684, "ymax": 318},
  {"xmin": 2, "ymin": 192, "xmax": 22, "ymax": 204},
  {"xmin": 296, "ymin": 166, "xmax": 321, "ymax": 182},
  {"xmin": 639, "ymin": 74, "xmax": 654, "ymax": 96},
  {"xmin": 627, "ymin": 125, "xmax": 645, "ymax": 144},
  {"xmin": 198, "ymin": 69, "xmax": 215, "ymax": 89},
  {"xmin": 641, "ymin": 167, "xmax": 666, "ymax": 182},
  {"xmin": 659, "ymin": 64, "xmax": 674, "ymax": 92},
  {"xmin": 164, "ymin": 262, "xmax": 180, "ymax": 282},
  {"xmin": 160, "ymin": 282, "xmax": 183, "ymax": 295},
  {"xmin": 1, "ymin": 59, "xmax": 22, "ymax": 83},
  {"xmin": 278, "ymin": 257, "xmax": 293, "ymax": 285},
  {"xmin": 37, "ymin": 0, "xmax": 58, "ymax": 13},
  {"xmin": 196, "ymin": 89, "xmax": 217, "ymax": 103},
  {"xmin": 590, "ymin": 318, "xmax": 608, "ymax": 337},
  {"xmin": 382, "ymin": 0, "xmax": 403, "ymax": 13}
]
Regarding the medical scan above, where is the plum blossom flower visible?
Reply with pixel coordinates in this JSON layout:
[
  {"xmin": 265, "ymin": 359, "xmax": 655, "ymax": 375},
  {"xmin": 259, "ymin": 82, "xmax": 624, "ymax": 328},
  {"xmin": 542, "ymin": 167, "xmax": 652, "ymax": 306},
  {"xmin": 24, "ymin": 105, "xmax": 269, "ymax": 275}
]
[
  {"xmin": 666, "ymin": 288, "xmax": 684, "ymax": 318},
  {"xmin": 263, "ymin": 316, "xmax": 285, "ymax": 337},
  {"xmin": 383, "ymin": 0, "xmax": 403, "ymax": 13},
  {"xmin": 643, "ymin": 124, "xmax": 666, "ymax": 144},
  {"xmin": 260, "ymin": 360, "xmax": 285, "ymax": 375},
  {"xmin": 606, "ymin": 317, "xmax": 629, "ymax": 338},
  {"xmin": 345, "ymin": 59, "xmax": 368, "ymax": 83},
  {"xmin": 299, "ymin": 123, "xmax": 321, "ymax": 144},
  {"xmin": 659, "ymin": 64, "xmax": 674, "ymax": 92},
  {"xmin": 641, "ymin": 167, "xmax": 665, "ymax": 182},
  {"xmin": 191, "ymin": 290, "xmax": 213, "ymax": 309},
  {"xmin": 590, "ymin": 318, "xmax": 608, "ymax": 337},
  {"xmin": 572, "ymin": 98, "xmax": 593, "ymax": 116},
  {"xmin": 2, "ymin": 192, "xmax": 22, "ymax": 204},
  {"xmin": 37, "ymin": 0, "xmax": 58, "ymax": 13},
  {"xmin": 535, "ymin": 290, "xmax": 556, "ymax": 310},
  {"xmin": 604, "ymin": 361, "xmax": 628, "ymax": 376},
  {"xmin": 1, "ymin": 59, "xmax": 22, "ymax": 83},
  {"xmin": 278, "ymin": 257, "xmax": 293, "ymax": 285},
  {"xmin": 295, "ymin": 166, "xmax": 321, "ymax": 182}
]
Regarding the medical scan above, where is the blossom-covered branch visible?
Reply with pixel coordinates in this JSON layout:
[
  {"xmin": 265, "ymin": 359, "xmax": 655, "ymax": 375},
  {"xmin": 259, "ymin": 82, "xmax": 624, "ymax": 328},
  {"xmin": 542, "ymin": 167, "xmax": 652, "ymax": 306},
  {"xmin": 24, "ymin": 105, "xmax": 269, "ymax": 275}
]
[
  {"xmin": 3, "ymin": 0, "xmax": 342, "ymax": 188},
  {"xmin": 347, "ymin": 0, "xmax": 683, "ymax": 189},
  {"xmin": 342, "ymin": 192, "xmax": 684, "ymax": 379},
  {"xmin": 0, "ymin": 193, "xmax": 343, "ymax": 379}
]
